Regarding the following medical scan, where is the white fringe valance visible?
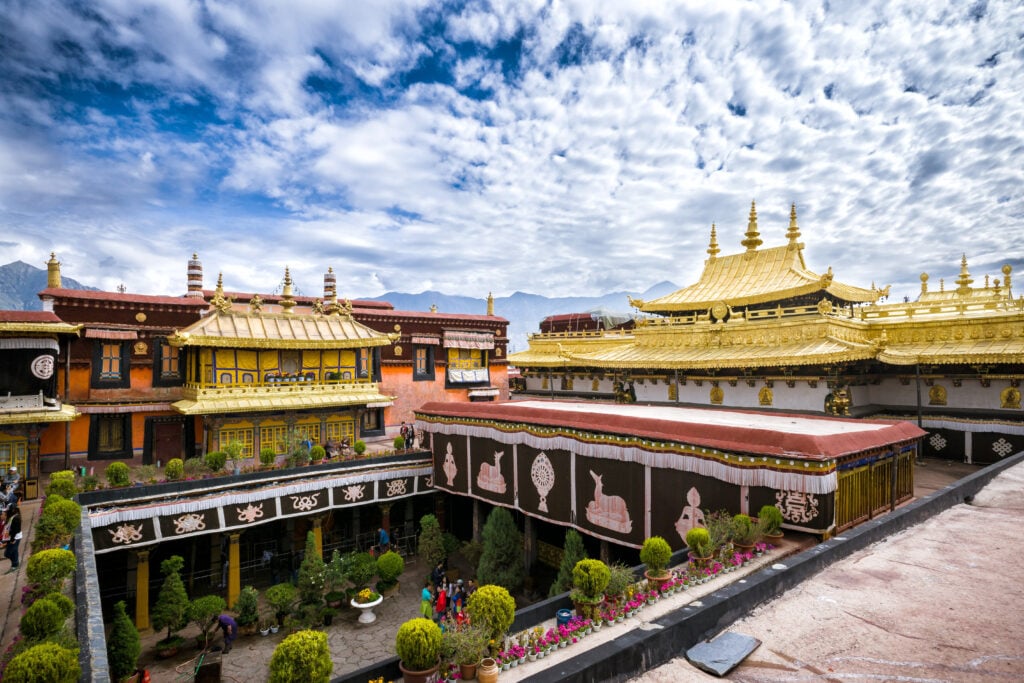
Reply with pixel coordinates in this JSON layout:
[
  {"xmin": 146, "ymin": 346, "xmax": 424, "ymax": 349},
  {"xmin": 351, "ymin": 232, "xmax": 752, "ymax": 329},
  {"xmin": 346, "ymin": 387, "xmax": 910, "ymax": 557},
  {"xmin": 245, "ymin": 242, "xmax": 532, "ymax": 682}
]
[
  {"xmin": 885, "ymin": 415, "xmax": 1024, "ymax": 435},
  {"xmin": 418, "ymin": 420, "xmax": 837, "ymax": 494},
  {"xmin": 88, "ymin": 464, "xmax": 432, "ymax": 529},
  {"xmin": 0, "ymin": 338, "xmax": 59, "ymax": 351}
]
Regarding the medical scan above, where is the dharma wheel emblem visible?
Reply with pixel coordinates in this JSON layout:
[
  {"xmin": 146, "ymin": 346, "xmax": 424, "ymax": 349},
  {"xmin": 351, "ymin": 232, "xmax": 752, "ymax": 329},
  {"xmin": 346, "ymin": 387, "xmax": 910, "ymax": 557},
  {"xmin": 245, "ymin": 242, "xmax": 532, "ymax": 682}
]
[
  {"xmin": 530, "ymin": 451, "xmax": 555, "ymax": 512},
  {"xmin": 710, "ymin": 301, "xmax": 728, "ymax": 321}
]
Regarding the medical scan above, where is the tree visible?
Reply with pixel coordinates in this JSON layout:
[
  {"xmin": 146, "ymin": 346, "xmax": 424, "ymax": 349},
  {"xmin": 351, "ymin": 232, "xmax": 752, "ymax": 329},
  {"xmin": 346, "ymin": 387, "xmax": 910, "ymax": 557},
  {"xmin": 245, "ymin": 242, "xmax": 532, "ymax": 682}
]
[
  {"xmin": 106, "ymin": 600, "xmax": 141, "ymax": 681},
  {"xmin": 549, "ymin": 529, "xmax": 587, "ymax": 597},
  {"xmin": 297, "ymin": 531, "xmax": 326, "ymax": 606},
  {"xmin": 476, "ymin": 507, "xmax": 524, "ymax": 592},
  {"xmin": 151, "ymin": 555, "xmax": 189, "ymax": 644},
  {"xmin": 417, "ymin": 514, "xmax": 446, "ymax": 569}
]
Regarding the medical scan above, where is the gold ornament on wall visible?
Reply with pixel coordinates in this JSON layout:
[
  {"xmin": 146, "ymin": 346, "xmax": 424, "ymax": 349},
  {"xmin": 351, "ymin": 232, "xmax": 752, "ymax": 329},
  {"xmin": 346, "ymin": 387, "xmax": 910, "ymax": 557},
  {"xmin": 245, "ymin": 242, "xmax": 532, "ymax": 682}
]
[
  {"xmin": 759, "ymin": 386, "xmax": 773, "ymax": 406},
  {"xmin": 928, "ymin": 384, "xmax": 947, "ymax": 406},
  {"xmin": 135, "ymin": 312, "xmax": 147, "ymax": 322},
  {"xmin": 133, "ymin": 341, "xmax": 148, "ymax": 355},
  {"xmin": 394, "ymin": 345, "xmax": 402, "ymax": 356},
  {"xmin": 1000, "ymin": 386, "xmax": 1021, "ymax": 409},
  {"xmin": 710, "ymin": 385, "xmax": 724, "ymax": 405}
]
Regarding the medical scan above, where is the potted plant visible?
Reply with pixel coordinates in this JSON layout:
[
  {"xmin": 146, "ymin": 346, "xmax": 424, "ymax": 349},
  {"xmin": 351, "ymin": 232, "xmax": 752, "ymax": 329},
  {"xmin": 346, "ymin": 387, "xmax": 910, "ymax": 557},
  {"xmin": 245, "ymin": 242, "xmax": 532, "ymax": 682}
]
[
  {"xmin": 259, "ymin": 445, "xmax": 277, "ymax": 469},
  {"xmin": 376, "ymin": 550, "xmax": 405, "ymax": 596},
  {"xmin": 640, "ymin": 536, "xmax": 673, "ymax": 587},
  {"xmin": 323, "ymin": 550, "xmax": 350, "ymax": 607},
  {"xmin": 353, "ymin": 439, "xmax": 367, "ymax": 455},
  {"xmin": 188, "ymin": 594, "xmax": 226, "ymax": 649},
  {"xmin": 151, "ymin": 556, "xmax": 189, "ymax": 658},
  {"xmin": 309, "ymin": 444, "xmax": 326, "ymax": 464},
  {"xmin": 444, "ymin": 623, "xmax": 489, "ymax": 681},
  {"xmin": 396, "ymin": 618, "xmax": 443, "ymax": 683},
  {"xmin": 269, "ymin": 630, "xmax": 333, "ymax": 683},
  {"xmin": 604, "ymin": 562, "xmax": 636, "ymax": 605},
  {"xmin": 259, "ymin": 619, "xmax": 271, "ymax": 637},
  {"xmin": 347, "ymin": 551, "xmax": 378, "ymax": 590},
  {"xmin": 3, "ymin": 642, "xmax": 80, "ymax": 683},
  {"xmin": 105, "ymin": 461, "xmax": 130, "ymax": 488},
  {"xmin": 731, "ymin": 514, "xmax": 761, "ymax": 550},
  {"xmin": 293, "ymin": 447, "xmax": 311, "ymax": 467},
  {"xmin": 393, "ymin": 435, "xmax": 406, "ymax": 451},
  {"xmin": 165, "ymin": 458, "xmax": 184, "ymax": 481},
  {"xmin": 265, "ymin": 582, "xmax": 296, "ymax": 627},
  {"xmin": 465, "ymin": 584, "xmax": 516, "ymax": 641},
  {"xmin": 234, "ymin": 585, "xmax": 260, "ymax": 635},
  {"xmin": 106, "ymin": 600, "xmax": 142, "ymax": 683},
  {"xmin": 686, "ymin": 527, "xmax": 715, "ymax": 567},
  {"xmin": 224, "ymin": 439, "xmax": 246, "ymax": 475},
  {"xmin": 758, "ymin": 504, "xmax": 784, "ymax": 540},
  {"xmin": 570, "ymin": 559, "xmax": 610, "ymax": 619},
  {"xmin": 320, "ymin": 606, "xmax": 338, "ymax": 626}
]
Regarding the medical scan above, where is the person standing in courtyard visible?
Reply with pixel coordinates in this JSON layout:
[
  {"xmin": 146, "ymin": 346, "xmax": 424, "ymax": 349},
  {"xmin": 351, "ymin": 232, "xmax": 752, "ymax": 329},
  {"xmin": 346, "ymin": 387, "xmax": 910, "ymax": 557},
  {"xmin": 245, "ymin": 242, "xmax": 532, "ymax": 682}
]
[
  {"xmin": 211, "ymin": 613, "xmax": 238, "ymax": 653},
  {"xmin": 3, "ymin": 498, "xmax": 22, "ymax": 573},
  {"xmin": 420, "ymin": 580, "xmax": 433, "ymax": 619},
  {"xmin": 377, "ymin": 526, "xmax": 390, "ymax": 554}
]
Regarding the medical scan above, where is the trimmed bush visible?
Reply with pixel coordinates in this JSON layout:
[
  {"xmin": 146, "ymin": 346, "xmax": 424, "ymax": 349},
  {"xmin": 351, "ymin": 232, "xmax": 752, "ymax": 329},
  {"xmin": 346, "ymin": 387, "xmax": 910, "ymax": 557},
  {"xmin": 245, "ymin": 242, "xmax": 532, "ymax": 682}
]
[
  {"xmin": 188, "ymin": 594, "xmax": 226, "ymax": 647},
  {"xmin": 550, "ymin": 529, "xmax": 587, "ymax": 597},
  {"xmin": 309, "ymin": 445, "xmax": 326, "ymax": 461},
  {"xmin": 44, "ymin": 472, "xmax": 78, "ymax": 500},
  {"xmin": 165, "ymin": 458, "xmax": 184, "ymax": 481},
  {"xmin": 265, "ymin": 582, "xmax": 296, "ymax": 623},
  {"xmin": 477, "ymin": 506, "xmax": 525, "ymax": 592},
  {"xmin": 269, "ymin": 630, "xmax": 333, "ymax": 683},
  {"xmin": 465, "ymin": 584, "xmax": 516, "ymax": 641},
  {"xmin": 376, "ymin": 550, "xmax": 405, "ymax": 590},
  {"xmin": 685, "ymin": 527, "xmax": 713, "ymax": 558},
  {"xmin": 33, "ymin": 496, "xmax": 80, "ymax": 551},
  {"xmin": 152, "ymin": 556, "xmax": 189, "ymax": 643},
  {"xmin": 204, "ymin": 450, "xmax": 227, "ymax": 472},
  {"xmin": 105, "ymin": 462, "xmax": 130, "ymax": 488},
  {"xmin": 758, "ymin": 505, "xmax": 784, "ymax": 536},
  {"xmin": 106, "ymin": 600, "xmax": 141, "ymax": 681},
  {"xmin": 572, "ymin": 559, "xmax": 611, "ymax": 600},
  {"xmin": 26, "ymin": 549, "xmax": 76, "ymax": 593},
  {"xmin": 395, "ymin": 618, "xmax": 443, "ymax": 672},
  {"xmin": 347, "ymin": 551, "xmax": 377, "ymax": 589},
  {"xmin": 234, "ymin": 585, "xmax": 260, "ymax": 626},
  {"xmin": 640, "ymin": 536, "xmax": 673, "ymax": 577},
  {"xmin": 38, "ymin": 592, "xmax": 75, "ymax": 620},
  {"xmin": 20, "ymin": 598, "xmax": 65, "ymax": 640},
  {"xmin": 731, "ymin": 513, "xmax": 761, "ymax": 545},
  {"xmin": 297, "ymin": 531, "xmax": 325, "ymax": 606},
  {"xmin": 392, "ymin": 435, "xmax": 405, "ymax": 450},
  {"xmin": 4, "ymin": 643, "xmax": 80, "ymax": 683},
  {"xmin": 259, "ymin": 446, "xmax": 277, "ymax": 466},
  {"xmin": 418, "ymin": 514, "xmax": 445, "ymax": 569},
  {"xmin": 352, "ymin": 439, "xmax": 366, "ymax": 455}
]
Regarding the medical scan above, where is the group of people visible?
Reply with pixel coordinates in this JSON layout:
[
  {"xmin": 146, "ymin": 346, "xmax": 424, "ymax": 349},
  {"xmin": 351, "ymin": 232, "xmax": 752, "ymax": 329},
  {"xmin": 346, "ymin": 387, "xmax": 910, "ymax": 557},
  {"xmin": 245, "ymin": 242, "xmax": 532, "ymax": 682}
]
[
  {"xmin": 421, "ymin": 561, "xmax": 477, "ymax": 628},
  {"xmin": 1, "ymin": 466, "xmax": 22, "ymax": 574}
]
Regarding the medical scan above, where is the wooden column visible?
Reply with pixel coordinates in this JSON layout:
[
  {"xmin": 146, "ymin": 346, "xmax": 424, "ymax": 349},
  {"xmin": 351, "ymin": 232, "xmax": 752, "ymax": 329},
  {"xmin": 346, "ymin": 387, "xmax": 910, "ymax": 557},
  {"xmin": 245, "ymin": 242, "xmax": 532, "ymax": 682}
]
[
  {"xmin": 599, "ymin": 540, "xmax": 610, "ymax": 565},
  {"xmin": 379, "ymin": 503, "xmax": 392, "ymax": 534},
  {"xmin": 523, "ymin": 516, "xmax": 536, "ymax": 575},
  {"xmin": 135, "ymin": 550, "xmax": 150, "ymax": 630},
  {"xmin": 228, "ymin": 533, "xmax": 241, "ymax": 609},
  {"xmin": 311, "ymin": 518, "xmax": 323, "ymax": 558},
  {"xmin": 472, "ymin": 499, "xmax": 482, "ymax": 542}
]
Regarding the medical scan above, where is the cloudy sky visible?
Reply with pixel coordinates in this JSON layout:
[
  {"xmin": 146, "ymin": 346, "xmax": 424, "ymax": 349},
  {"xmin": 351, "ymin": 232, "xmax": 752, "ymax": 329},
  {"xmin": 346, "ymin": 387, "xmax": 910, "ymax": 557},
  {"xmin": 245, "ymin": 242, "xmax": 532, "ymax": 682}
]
[{"xmin": 1, "ymin": 0, "xmax": 1022, "ymax": 303}]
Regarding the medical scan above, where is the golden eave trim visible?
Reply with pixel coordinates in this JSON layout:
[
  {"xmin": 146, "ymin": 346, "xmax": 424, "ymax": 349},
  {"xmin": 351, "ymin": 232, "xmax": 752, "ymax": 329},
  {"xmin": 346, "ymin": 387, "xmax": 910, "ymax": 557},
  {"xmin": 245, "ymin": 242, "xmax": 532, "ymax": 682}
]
[
  {"xmin": 0, "ymin": 323, "xmax": 82, "ymax": 336},
  {"xmin": 0, "ymin": 405, "xmax": 78, "ymax": 425},
  {"xmin": 168, "ymin": 335, "xmax": 393, "ymax": 350}
]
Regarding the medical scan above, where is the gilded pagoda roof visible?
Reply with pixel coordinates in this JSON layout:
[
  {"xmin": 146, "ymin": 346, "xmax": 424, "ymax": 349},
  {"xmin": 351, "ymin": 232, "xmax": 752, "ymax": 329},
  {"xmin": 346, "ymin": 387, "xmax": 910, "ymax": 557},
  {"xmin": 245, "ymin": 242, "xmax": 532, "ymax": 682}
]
[
  {"xmin": 0, "ymin": 311, "xmax": 81, "ymax": 336},
  {"xmin": 0, "ymin": 405, "xmax": 78, "ymax": 425},
  {"xmin": 640, "ymin": 243, "xmax": 882, "ymax": 314},
  {"xmin": 172, "ymin": 385, "xmax": 394, "ymax": 415},
  {"xmin": 168, "ymin": 308, "xmax": 395, "ymax": 350}
]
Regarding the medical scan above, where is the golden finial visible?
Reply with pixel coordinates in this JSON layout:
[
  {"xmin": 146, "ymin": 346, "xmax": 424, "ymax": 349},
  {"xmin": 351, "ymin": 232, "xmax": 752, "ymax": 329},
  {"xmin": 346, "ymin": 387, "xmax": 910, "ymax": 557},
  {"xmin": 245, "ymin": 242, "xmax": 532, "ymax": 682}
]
[
  {"xmin": 338, "ymin": 299, "xmax": 353, "ymax": 318},
  {"xmin": 280, "ymin": 267, "xmax": 296, "ymax": 314},
  {"xmin": 487, "ymin": 292, "xmax": 494, "ymax": 316},
  {"xmin": 955, "ymin": 254, "xmax": 973, "ymax": 295},
  {"xmin": 312, "ymin": 299, "xmax": 324, "ymax": 315},
  {"xmin": 46, "ymin": 252, "xmax": 62, "ymax": 289},
  {"xmin": 211, "ymin": 273, "xmax": 232, "ymax": 312},
  {"xmin": 430, "ymin": 304, "xmax": 438, "ymax": 313},
  {"xmin": 786, "ymin": 203, "xmax": 801, "ymax": 245},
  {"xmin": 920, "ymin": 272, "xmax": 929, "ymax": 294},
  {"xmin": 939, "ymin": 278, "xmax": 945, "ymax": 292},
  {"xmin": 1002, "ymin": 264, "xmax": 1012, "ymax": 293},
  {"xmin": 249, "ymin": 294, "xmax": 263, "ymax": 313},
  {"xmin": 706, "ymin": 223, "xmax": 720, "ymax": 258},
  {"xmin": 741, "ymin": 200, "xmax": 762, "ymax": 251}
]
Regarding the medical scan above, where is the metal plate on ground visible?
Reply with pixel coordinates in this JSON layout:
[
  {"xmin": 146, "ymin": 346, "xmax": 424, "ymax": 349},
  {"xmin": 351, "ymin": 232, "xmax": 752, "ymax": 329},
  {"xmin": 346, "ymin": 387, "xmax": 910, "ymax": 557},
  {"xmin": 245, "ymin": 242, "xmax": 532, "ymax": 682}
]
[{"xmin": 686, "ymin": 631, "xmax": 761, "ymax": 677}]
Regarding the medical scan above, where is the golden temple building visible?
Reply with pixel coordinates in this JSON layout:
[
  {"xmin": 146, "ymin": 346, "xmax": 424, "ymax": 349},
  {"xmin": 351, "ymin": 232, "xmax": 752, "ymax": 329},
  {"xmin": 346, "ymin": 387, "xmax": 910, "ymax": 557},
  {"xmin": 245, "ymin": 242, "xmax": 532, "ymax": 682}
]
[{"xmin": 510, "ymin": 202, "xmax": 1024, "ymax": 465}]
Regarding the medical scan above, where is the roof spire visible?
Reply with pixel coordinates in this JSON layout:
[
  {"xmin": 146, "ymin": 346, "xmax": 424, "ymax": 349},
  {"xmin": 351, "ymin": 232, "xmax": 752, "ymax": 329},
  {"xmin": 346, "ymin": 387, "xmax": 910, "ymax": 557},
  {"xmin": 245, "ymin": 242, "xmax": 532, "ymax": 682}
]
[
  {"xmin": 955, "ymin": 254, "xmax": 973, "ymax": 295},
  {"xmin": 786, "ymin": 203, "xmax": 801, "ymax": 245},
  {"xmin": 741, "ymin": 200, "xmax": 762, "ymax": 252},
  {"xmin": 323, "ymin": 266, "xmax": 336, "ymax": 301},
  {"xmin": 211, "ymin": 273, "xmax": 232, "ymax": 313},
  {"xmin": 280, "ymin": 267, "xmax": 296, "ymax": 313},
  {"xmin": 46, "ymin": 252, "xmax": 62, "ymax": 289},
  {"xmin": 486, "ymin": 292, "xmax": 494, "ymax": 316},
  {"xmin": 187, "ymin": 253, "xmax": 204, "ymax": 297},
  {"xmin": 706, "ymin": 223, "xmax": 720, "ymax": 259}
]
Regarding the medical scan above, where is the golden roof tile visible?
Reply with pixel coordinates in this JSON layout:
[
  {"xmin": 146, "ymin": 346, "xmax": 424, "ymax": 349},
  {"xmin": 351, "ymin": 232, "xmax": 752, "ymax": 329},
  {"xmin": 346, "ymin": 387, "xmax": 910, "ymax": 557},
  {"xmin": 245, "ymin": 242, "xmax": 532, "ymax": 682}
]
[
  {"xmin": 0, "ymin": 405, "xmax": 78, "ymax": 425},
  {"xmin": 168, "ymin": 309, "xmax": 395, "ymax": 349},
  {"xmin": 172, "ymin": 387, "xmax": 395, "ymax": 415}
]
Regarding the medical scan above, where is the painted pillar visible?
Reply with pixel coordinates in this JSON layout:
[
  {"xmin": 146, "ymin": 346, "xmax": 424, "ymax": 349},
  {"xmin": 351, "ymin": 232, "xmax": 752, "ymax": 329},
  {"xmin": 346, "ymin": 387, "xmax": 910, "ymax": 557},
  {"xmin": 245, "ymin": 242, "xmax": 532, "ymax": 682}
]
[
  {"xmin": 472, "ymin": 499, "xmax": 482, "ymax": 542},
  {"xmin": 135, "ymin": 550, "xmax": 150, "ymax": 630},
  {"xmin": 523, "ymin": 516, "xmax": 536, "ymax": 575},
  {"xmin": 312, "ymin": 517, "xmax": 323, "ymax": 558},
  {"xmin": 379, "ymin": 503, "xmax": 392, "ymax": 534},
  {"xmin": 227, "ymin": 533, "xmax": 241, "ymax": 609},
  {"xmin": 599, "ymin": 540, "xmax": 610, "ymax": 565}
]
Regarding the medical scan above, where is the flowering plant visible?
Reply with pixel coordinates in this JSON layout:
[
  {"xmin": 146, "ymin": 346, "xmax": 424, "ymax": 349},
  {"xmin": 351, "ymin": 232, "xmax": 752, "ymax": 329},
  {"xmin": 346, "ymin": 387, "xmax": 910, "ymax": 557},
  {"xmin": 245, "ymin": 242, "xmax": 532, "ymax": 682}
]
[
  {"xmin": 355, "ymin": 588, "xmax": 380, "ymax": 604},
  {"xmin": 508, "ymin": 644, "xmax": 526, "ymax": 659}
]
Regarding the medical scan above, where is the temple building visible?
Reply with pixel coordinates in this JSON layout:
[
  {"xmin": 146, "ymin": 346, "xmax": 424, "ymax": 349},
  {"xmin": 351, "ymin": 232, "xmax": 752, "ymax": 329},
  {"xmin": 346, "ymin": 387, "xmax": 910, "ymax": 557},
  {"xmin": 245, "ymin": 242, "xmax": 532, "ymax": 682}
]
[{"xmin": 509, "ymin": 202, "xmax": 1024, "ymax": 466}]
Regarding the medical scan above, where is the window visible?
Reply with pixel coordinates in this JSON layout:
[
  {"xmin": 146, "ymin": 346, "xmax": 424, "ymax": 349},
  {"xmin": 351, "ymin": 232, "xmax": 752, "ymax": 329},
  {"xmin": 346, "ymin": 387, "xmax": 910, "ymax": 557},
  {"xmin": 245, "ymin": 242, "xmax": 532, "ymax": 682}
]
[
  {"xmin": 153, "ymin": 340, "xmax": 184, "ymax": 387},
  {"xmin": 88, "ymin": 414, "xmax": 132, "ymax": 460},
  {"xmin": 218, "ymin": 427, "xmax": 253, "ymax": 457},
  {"xmin": 91, "ymin": 341, "xmax": 131, "ymax": 388},
  {"xmin": 325, "ymin": 418, "xmax": 355, "ymax": 445},
  {"xmin": 260, "ymin": 425, "xmax": 289, "ymax": 455},
  {"xmin": 0, "ymin": 438, "xmax": 27, "ymax": 476},
  {"xmin": 361, "ymin": 408, "xmax": 383, "ymax": 435},
  {"xmin": 446, "ymin": 348, "xmax": 489, "ymax": 385},
  {"xmin": 413, "ymin": 346, "xmax": 435, "ymax": 381}
]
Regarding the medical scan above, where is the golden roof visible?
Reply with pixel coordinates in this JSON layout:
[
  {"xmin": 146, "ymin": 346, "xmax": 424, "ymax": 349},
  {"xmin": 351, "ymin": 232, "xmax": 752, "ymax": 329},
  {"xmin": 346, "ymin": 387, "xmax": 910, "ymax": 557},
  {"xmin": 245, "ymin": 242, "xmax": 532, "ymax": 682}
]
[
  {"xmin": 877, "ymin": 337, "xmax": 1024, "ymax": 366},
  {"xmin": 172, "ymin": 386, "xmax": 394, "ymax": 415},
  {"xmin": 168, "ymin": 309, "xmax": 395, "ymax": 350},
  {"xmin": 0, "ymin": 405, "xmax": 78, "ymax": 425},
  {"xmin": 640, "ymin": 243, "xmax": 882, "ymax": 313}
]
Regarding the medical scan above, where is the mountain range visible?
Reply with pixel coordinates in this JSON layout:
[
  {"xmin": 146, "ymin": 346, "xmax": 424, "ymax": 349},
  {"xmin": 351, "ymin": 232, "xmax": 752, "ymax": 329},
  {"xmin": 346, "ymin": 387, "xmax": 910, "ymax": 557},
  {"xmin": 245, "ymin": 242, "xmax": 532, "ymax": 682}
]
[{"xmin": 0, "ymin": 260, "xmax": 678, "ymax": 353}]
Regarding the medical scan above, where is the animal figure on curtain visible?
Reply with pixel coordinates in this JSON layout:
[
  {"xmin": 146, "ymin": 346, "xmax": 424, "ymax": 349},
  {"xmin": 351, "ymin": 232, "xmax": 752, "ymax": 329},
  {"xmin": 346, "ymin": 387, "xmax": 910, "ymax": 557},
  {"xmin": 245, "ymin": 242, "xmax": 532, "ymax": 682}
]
[
  {"xmin": 476, "ymin": 451, "xmax": 507, "ymax": 494},
  {"xmin": 585, "ymin": 470, "xmax": 632, "ymax": 533}
]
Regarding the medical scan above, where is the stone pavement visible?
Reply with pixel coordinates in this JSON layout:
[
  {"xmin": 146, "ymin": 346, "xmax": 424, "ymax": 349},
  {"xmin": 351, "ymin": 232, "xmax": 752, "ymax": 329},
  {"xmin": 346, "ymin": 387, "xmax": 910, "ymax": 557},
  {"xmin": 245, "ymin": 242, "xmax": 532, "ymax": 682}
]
[{"xmin": 0, "ymin": 497, "xmax": 40, "ymax": 659}]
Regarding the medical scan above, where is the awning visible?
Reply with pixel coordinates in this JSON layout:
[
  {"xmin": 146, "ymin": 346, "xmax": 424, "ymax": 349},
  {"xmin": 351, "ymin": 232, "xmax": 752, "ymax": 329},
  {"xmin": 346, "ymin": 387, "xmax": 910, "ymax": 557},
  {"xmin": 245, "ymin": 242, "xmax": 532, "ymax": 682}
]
[
  {"xmin": 0, "ymin": 405, "xmax": 78, "ymax": 425},
  {"xmin": 85, "ymin": 329, "xmax": 138, "ymax": 340},
  {"xmin": 411, "ymin": 335, "xmax": 441, "ymax": 345},
  {"xmin": 0, "ymin": 338, "xmax": 59, "ymax": 351},
  {"xmin": 172, "ymin": 390, "xmax": 396, "ymax": 415},
  {"xmin": 444, "ymin": 331, "xmax": 495, "ymax": 350}
]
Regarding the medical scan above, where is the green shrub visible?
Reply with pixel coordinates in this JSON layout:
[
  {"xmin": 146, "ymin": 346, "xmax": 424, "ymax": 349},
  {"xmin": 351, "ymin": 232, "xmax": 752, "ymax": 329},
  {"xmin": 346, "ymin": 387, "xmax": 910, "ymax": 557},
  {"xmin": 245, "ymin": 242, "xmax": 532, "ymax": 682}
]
[
  {"xmin": 418, "ymin": 514, "xmax": 445, "ymax": 569},
  {"xmin": 33, "ymin": 497, "xmax": 80, "ymax": 551},
  {"xmin": 376, "ymin": 550, "xmax": 405, "ymax": 590},
  {"xmin": 265, "ymin": 583, "xmax": 296, "ymax": 623},
  {"xmin": 38, "ymin": 592, "xmax": 75, "ymax": 620},
  {"xmin": 685, "ymin": 527, "xmax": 713, "ymax": 558},
  {"xmin": 571, "ymin": 559, "xmax": 610, "ymax": 600},
  {"xmin": 393, "ymin": 435, "xmax": 405, "ymax": 450},
  {"xmin": 347, "ymin": 552, "xmax": 377, "ymax": 589},
  {"xmin": 4, "ymin": 643, "xmax": 80, "ymax": 683},
  {"xmin": 269, "ymin": 630, "xmax": 333, "ymax": 683},
  {"xmin": 234, "ymin": 585, "xmax": 260, "ymax": 626},
  {"xmin": 477, "ymin": 507, "xmax": 524, "ymax": 592},
  {"xmin": 81, "ymin": 474, "xmax": 99, "ymax": 491},
  {"xmin": 165, "ymin": 458, "xmax": 184, "ymax": 481},
  {"xmin": 549, "ymin": 529, "xmax": 587, "ymax": 597},
  {"xmin": 395, "ymin": 618, "xmax": 443, "ymax": 672},
  {"xmin": 106, "ymin": 600, "xmax": 141, "ymax": 680},
  {"xmin": 465, "ymin": 584, "xmax": 516, "ymax": 641},
  {"xmin": 44, "ymin": 473, "xmax": 78, "ymax": 499},
  {"xmin": 605, "ymin": 562, "xmax": 637, "ymax": 601},
  {"xmin": 152, "ymin": 556, "xmax": 189, "ymax": 642},
  {"xmin": 105, "ymin": 462, "xmax": 130, "ymax": 488},
  {"xmin": 182, "ymin": 457, "xmax": 209, "ymax": 478},
  {"xmin": 204, "ymin": 450, "xmax": 227, "ymax": 472},
  {"xmin": 259, "ymin": 446, "xmax": 277, "ymax": 466},
  {"xmin": 309, "ymin": 445, "xmax": 326, "ymax": 461},
  {"xmin": 224, "ymin": 439, "xmax": 245, "ymax": 462},
  {"xmin": 352, "ymin": 439, "xmax": 366, "ymax": 455},
  {"xmin": 297, "ymin": 531, "xmax": 325, "ymax": 606},
  {"xmin": 731, "ymin": 514, "xmax": 761, "ymax": 545},
  {"xmin": 188, "ymin": 594, "xmax": 226, "ymax": 647},
  {"xmin": 640, "ymin": 536, "xmax": 673, "ymax": 577},
  {"xmin": 26, "ymin": 549, "xmax": 76, "ymax": 593},
  {"xmin": 132, "ymin": 464, "xmax": 159, "ymax": 484},
  {"xmin": 758, "ymin": 505, "xmax": 784, "ymax": 536},
  {"xmin": 20, "ymin": 598, "xmax": 65, "ymax": 640}
]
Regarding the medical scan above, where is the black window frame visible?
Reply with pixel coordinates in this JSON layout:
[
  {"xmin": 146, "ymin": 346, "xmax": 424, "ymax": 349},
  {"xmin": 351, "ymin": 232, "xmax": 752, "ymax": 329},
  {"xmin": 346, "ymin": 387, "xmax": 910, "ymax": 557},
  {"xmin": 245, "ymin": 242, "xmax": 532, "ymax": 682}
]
[
  {"xmin": 88, "ymin": 413, "xmax": 133, "ymax": 460},
  {"xmin": 90, "ymin": 340, "xmax": 132, "ymax": 389},
  {"xmin": 413, "ymin": 345, "xmax": 436, "ymax": 381},
  {"xmin": 152, "ymin": 338, "xmax": 184, "ymax": 387}
]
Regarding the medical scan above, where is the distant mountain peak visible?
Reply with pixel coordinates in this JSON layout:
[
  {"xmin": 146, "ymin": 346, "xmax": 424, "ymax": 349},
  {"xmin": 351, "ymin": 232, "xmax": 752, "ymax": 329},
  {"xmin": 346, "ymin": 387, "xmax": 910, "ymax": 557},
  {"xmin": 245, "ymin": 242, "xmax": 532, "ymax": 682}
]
[{"xmin": 0, "ymin": 260, "xmax": 98, "ymax": 311}]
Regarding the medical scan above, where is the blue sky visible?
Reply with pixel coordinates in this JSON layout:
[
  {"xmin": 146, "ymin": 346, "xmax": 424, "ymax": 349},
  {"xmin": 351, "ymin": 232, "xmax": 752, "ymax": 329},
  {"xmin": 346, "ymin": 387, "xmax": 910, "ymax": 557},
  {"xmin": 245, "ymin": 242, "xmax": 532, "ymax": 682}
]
[{"xmin": 1, "ymin": 0, "xmax": 1022, "ymax": 303}]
